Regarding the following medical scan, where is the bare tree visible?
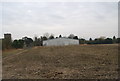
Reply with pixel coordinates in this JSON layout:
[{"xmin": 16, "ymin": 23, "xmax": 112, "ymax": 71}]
[
  {"xmin": 43, "ymin": 33, "xmax": 50, "ymax": 39},
  {"xmin": 68, "ymin": 34, "xmax": 75, "ymax": 39}
]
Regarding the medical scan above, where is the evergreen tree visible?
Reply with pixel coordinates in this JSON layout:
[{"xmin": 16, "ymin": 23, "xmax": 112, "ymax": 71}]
[{"xmin": 59, "ymin": 35, "xmax": 62, "ymax": 38}]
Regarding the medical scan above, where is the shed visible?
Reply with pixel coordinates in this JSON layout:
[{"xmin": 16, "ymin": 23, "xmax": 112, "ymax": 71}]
[{"xmin": 43, "ymin": 38, "xmax": 79, "ymax": 46}]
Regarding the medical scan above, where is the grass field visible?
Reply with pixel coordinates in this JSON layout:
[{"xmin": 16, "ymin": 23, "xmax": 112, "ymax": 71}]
[{"xmin": 2, "ymin": 44, "xmax": 118, "ymax": 79}]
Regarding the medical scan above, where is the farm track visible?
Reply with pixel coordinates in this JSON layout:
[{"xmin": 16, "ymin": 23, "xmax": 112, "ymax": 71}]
[{"xmin": 3, "ymin": 49, "xmax": 28, "ymax": 61}]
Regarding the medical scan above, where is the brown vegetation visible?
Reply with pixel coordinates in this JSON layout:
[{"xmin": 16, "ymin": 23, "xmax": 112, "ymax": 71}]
[{"xmin": 2, "ymin": 44, "xmax": 118, "ymax": 79}]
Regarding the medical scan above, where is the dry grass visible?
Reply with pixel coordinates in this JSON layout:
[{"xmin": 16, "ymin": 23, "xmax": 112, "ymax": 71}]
[
  {"xmin": 2, "ymin": 49, "xmax": 25, "ymax": 58},
  {"xmin": 2, "ymin": 44, "xmax": 118, "ymax": 79}
]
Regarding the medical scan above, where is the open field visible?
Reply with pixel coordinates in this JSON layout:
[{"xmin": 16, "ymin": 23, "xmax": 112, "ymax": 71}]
[{"xmin": 2, "ymin": 44, "xmax": 118, "ymax": 79}]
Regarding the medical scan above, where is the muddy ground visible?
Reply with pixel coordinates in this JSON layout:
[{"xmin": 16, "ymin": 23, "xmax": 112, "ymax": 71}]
[{"xmin": 2, "ymin": 44, "xmax": 118, "ymax": 79}]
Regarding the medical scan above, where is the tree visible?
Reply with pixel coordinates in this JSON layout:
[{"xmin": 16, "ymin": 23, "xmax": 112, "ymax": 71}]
[
  {"xmin": 18, "ymin": 39, "xmax": 24, "ymax": 48},
  {"xmin": 104, "ymin": 38, "xmax": 113, "ymax": 44},
  {"xmin": 22, "ymin": 37, "xmax": 33, "ymax": 47},
  {"xmin": 68, "ymin": 34, "xmax": 74, "ymax": 39},
  {"xmin": 12, "ymin": 40, "xmax": 18, "ymax": 48},
  {"xmin": 116, "ymin": 38, "xmax": 120, "ymax": 43},
  {"xmin": 42, "ymin": 36, "xmax": 47, "ymax": 40},
  {"xmin": 34, "ymin": 36, "xmax": 41, "ymax": 46},
  {"xmin": 113, "ymin": 36, "xmax": 117, "ymax": 43},
  {"xmin": 34, "ymin": 36, "xmax": 37, "ymax": 46},
  {"xmin": 43, "ymin": 33, "xmax": 50, "ymax": 39},
  {"xmin": 99, "ymin": 36, "xmax": 106, "ymax": 40},
  {"xmin": 89, "ymin": 38, "xmax": 92, "ymax": 41},
  {"xmin": 26, "ymin": 38, "xmax": 33, "ymax": 45},
  {"xmin": 79, "ymin": 38, "xmax": 86, "ymax": 44},
  {"xmin": 113, "ymin": 36, "xmax": 116, "ymax": 40},
  {"xmin": 93, "ymin": 37, "xmax": 107, "ymax": 44},
  {"xmin": 40, "ymin": 36, "xmax": 44, "ymax": 46},
  {"xmin": 87, "ymin": 38, "xmax": 93, "ymax": 44},
  {"xmin": 73, "ymin": 36, "xmax": 78, "ymax": 39},
  {"xmin": 34, "ymin": 36, "xmax": 38, "ymax": 41},
  {"xmin": 12, "ymin": 39, "xmax": 24, "ymax": 48},
  {"xmin": 59, "ymin": 35, "xmax": 62, "ymax": 38},
  {"xmin": 49, "ymin": 35, "xmax": 54, "ymax": 39}
]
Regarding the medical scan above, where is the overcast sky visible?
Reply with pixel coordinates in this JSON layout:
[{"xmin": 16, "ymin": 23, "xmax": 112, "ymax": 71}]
[{"xmin": 0, "ymin": 2, "xmax": 118, "ymax": 40}]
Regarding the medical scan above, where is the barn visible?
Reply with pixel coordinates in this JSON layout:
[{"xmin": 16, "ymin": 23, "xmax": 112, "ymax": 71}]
[{"xmin": 43, "ymin": 38, "xmax": 79, "ymax": 46}]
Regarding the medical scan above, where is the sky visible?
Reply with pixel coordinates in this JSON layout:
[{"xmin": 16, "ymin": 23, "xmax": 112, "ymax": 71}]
[{"xmin": 0, "ymin": 2, "xmax": 118, "ymax": 40}]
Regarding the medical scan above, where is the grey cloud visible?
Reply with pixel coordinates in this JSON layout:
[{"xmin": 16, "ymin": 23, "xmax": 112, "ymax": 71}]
[{"xmin": 1, "ymin": 2, "xmax": 118, "ymax": 39}]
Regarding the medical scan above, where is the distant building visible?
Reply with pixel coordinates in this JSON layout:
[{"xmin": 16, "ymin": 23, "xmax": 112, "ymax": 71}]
[
  {"xmin": 3, "ymin": 33, "xmax": 12, "ymax": 49},
  {"xmin": 43, "ymin": 38, "xmax": 79, "ymax": 46},
  {"xmin": 4, "ymin": 34, "xmax": 12, "ymax": 41}
]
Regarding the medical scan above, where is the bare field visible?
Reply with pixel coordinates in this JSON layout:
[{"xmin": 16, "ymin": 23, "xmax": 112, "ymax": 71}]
[{"xmin": 2, "ymin": 44, "xmax": 118, "ymax": 79}]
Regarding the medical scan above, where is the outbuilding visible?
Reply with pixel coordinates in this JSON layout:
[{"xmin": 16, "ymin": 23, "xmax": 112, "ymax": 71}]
[{"xmin": 43, "ymin": 38, "xmax": 79, "ymax": 46}]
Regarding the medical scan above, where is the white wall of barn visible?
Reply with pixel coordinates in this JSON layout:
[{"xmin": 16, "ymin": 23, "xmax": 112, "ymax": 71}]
[{"xmin": 43, "ymin": 38, "xmax": 79, "ymax": 46}]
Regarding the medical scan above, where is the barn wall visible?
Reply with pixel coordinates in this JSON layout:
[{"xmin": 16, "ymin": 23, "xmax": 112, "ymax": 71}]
[{"xmin": 43, "ymin": 38, "xmax": 79, "ymax": 46}]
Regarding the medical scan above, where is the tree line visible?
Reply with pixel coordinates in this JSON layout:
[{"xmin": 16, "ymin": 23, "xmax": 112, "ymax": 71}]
[
  {"xmin": 80, "ymin": 36, "xmax": 120, "ymax": 44},
  {"xmin": 2, "ymin": 33, "xmax": 120, "ymax": 50}
]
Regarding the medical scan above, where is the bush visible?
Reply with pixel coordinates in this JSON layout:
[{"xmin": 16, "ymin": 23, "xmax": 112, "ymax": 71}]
[{"xmin": 12, "ymin": 39, "xmax": 24, "ymax": 49}]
